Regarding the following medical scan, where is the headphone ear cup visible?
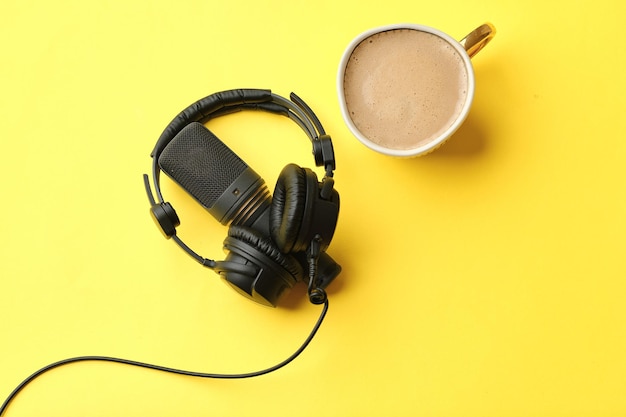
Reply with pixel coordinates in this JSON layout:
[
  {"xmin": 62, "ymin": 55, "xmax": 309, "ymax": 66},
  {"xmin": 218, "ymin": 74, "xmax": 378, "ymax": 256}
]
[
  {"xmin": 150, "ymin": 202, "xmax": 180, "ymax": 238},
  {"xmin": 271, "ymin": 163, "xmax": 340, "ymax": 254},
  {"xmin": 270, "ymin": 163, "xmax": 309, "ymax": 253},
  {"xmin": 221, "ymin": 226, "xmax": 303, "ymax": 306}
]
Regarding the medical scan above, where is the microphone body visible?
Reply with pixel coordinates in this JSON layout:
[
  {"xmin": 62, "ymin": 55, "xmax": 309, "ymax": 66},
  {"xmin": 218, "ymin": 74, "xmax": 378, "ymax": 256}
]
[{"xmin": 158, "ymin": 122, "xmax": 271, "ymax": 227}]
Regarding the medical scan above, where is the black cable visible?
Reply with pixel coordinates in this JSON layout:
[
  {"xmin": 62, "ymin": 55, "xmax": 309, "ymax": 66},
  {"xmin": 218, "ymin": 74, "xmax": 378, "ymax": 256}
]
[{"xmin": 0, "ymin": 299, "xmax": 328, "ymax": 416}]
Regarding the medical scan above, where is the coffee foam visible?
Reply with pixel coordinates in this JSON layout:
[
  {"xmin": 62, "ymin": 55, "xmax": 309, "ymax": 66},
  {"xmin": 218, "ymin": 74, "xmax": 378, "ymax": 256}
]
[{"xmin": 342, "ymin": 29, "xmax": 469, "ymax": 150}]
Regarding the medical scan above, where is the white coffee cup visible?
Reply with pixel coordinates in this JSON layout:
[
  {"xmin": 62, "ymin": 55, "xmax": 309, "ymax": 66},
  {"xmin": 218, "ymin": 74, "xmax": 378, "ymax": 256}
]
[{"xmin": 337, "ymin": 23, "xmax": 495, "ymax": 157}]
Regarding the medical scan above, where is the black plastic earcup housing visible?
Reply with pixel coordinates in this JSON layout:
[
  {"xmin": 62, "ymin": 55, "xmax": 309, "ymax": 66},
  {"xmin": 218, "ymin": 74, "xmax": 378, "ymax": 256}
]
[{"xmin": 219, "ymin": 226, "xmax": 303, "ymax": 306}]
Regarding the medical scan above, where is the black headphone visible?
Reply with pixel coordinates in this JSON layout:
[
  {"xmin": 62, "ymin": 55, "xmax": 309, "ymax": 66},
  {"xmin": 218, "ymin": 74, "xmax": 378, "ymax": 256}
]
[
  {"xmin": 0, "ymin": 90, "xmax": 341, "ymax": 415},
  {"xmin": 143, "ymin": 89, "xmax": 341, "ymax": 307}
]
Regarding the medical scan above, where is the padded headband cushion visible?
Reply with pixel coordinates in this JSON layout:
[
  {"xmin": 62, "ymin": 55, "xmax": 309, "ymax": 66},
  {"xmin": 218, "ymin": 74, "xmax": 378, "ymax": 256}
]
[
  {"xmin": 152, "ymin": 89, "xmax": 320, "ymax": 160},
  {"xmin": 153, "ymin": 89, "xmax": 275, "ymax": 157},
  {"xmin": 228, "ymin": 226, "xmax": 303, "ymax": 280},
  {"xmin": 270, "ymin": 164, "xmax": 309, "ymax": 253}
]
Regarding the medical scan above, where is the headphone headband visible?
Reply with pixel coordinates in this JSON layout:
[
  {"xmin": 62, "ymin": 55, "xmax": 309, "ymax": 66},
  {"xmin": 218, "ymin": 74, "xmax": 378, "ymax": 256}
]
[
  {"xmin": 149, "ymin": 89, "xmax": 335, "ymax": 204},
  {"xmin": 152, "ymin": 89, "xmax": 327, "ymax": 159}
]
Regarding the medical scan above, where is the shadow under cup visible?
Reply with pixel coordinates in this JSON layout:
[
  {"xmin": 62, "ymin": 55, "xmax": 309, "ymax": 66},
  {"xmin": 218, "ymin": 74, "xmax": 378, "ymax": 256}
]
[{"xmin": 337, "ymin": 24, "xmax": 477, "ymax": 157}]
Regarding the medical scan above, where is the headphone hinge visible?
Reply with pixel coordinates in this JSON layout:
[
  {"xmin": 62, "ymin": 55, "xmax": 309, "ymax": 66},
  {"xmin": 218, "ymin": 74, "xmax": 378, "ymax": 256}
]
[{"xmin": 313, "ymin": 134, "xmax": 335, "ymax": 172}]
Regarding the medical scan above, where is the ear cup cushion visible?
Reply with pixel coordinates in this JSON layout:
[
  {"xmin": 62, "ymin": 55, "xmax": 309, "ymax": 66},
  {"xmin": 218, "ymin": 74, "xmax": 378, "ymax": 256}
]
[
  {"xmin": 228, "ymin": 226, "xmax": 303, "ymax": 280},
  {"xmin": 270, "ymin": 163, "xmax": 307, "ymax": 252}
]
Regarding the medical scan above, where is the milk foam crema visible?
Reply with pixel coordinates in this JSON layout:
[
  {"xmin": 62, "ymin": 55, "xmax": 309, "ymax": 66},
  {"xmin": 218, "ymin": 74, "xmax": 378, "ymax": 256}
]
[{"xmin": 342, "ymin": 29, "xmax": 469, "ymax": 150}]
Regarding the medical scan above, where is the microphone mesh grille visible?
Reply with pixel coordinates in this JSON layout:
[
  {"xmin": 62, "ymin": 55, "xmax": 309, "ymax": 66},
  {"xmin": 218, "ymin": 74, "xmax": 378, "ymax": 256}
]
[{"xmin": 158, "ymin": 123, "xmax": 248, "ymax": 208}]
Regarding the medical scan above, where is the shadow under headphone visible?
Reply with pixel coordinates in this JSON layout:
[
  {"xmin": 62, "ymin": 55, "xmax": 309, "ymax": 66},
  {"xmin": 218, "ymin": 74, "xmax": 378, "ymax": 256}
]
[{"xmin": 143, "ymin": 89, "xmax": 341, "ymax": 307}]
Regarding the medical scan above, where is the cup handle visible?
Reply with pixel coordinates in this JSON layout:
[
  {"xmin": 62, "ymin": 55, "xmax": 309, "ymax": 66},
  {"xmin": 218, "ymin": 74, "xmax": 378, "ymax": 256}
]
[{"xmin": 459, "ymin": 23, "xmax": 496, "ymax": 58}]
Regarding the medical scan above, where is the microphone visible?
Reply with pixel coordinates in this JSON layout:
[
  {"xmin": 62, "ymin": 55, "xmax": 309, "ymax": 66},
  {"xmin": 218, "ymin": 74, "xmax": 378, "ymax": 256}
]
[
  {"xmin": 157, "ymin": 122, "xmax": 341, "ymax": 292},
  {"xmin": 158, "ymin": 122, "xmax": 271, "ymax": 228}
]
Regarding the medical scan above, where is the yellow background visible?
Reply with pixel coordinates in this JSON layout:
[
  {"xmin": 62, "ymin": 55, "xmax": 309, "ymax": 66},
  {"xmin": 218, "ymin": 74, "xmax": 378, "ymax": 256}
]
[{"xmin": 1, "ymin": 0, "xmax": 625, "ymax": 416}]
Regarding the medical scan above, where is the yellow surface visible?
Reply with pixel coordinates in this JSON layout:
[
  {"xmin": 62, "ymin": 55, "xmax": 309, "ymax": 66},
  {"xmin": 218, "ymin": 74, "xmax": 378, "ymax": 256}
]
[{"xmin": 1, "ymin": 0, "xmax": 625, "ymax": 416}]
